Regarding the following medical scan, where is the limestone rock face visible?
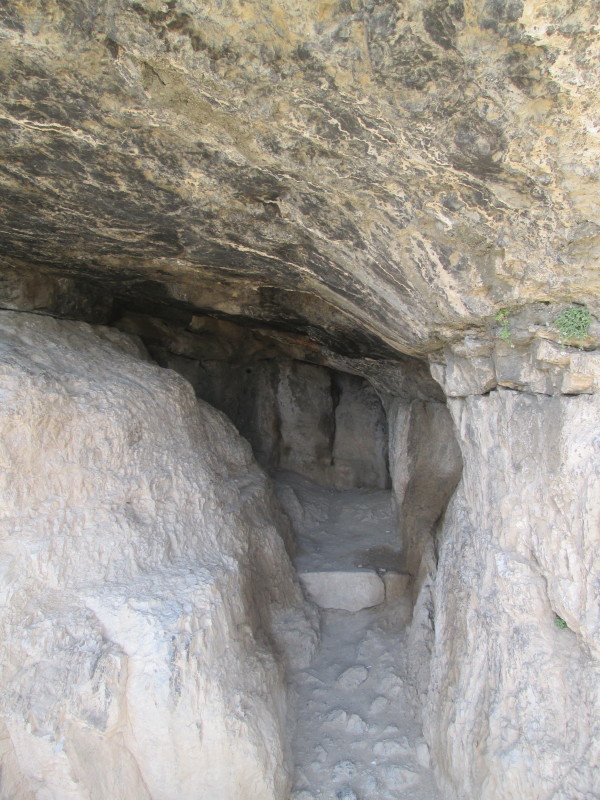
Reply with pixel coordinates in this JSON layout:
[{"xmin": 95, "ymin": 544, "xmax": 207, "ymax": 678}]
[
  {"xmin": 416, "ymin": 389, "xmax": 600, "ymax": 800},
  {"xmin": 0, "ymin": 1, "xmax": 599, "ymax": 355},
  {"xmin": 431, "ymin": 304, "xmax": 600, "ymax": 398},
  {"xmin": 165, "ymin": 353, "xmax": 390, "ymax": 489},
  {"xmin": 387, "ymin": 397, "xmax": 462, "ymax": 578},
  {"xmin": 0, "ymin": 310, "xmax": 317, "ymax": 800},
  {"xmin": 1, "ymin": 1, "xmax": 600, "ymax": 797}
]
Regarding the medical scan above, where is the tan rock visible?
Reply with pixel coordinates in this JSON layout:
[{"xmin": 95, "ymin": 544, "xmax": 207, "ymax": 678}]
[
  {"xmin": 0, "ymin": 310, "xmax": 317, "ymax": 800},
  {"xmin": 533, "ymin": 339, "xmax": 572, "ymax": 368}
]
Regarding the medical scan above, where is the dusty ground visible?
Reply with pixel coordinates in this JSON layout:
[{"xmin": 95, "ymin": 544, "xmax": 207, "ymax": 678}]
[
  {"xmin": 275, "ymin": 471, "xmax": 403, "ymax": 574},
  {"xmin": 278, "ymin": 474, "xmax": 441, "ymax": 800}
]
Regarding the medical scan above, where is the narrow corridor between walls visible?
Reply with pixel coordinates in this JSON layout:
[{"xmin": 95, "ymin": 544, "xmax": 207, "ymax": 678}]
[{"xmin": 276, "ymin": 474, "xmax": 441, "ymax": 800}]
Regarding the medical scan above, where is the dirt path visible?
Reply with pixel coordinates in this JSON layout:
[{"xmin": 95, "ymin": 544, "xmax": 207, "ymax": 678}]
[
  {"xmin": 288, "ymin": 604, "xmax": 441, "ymax": 800},
  {"xmin": 277, "ymin": 474, "xmax": 442, "ymax": 800}
]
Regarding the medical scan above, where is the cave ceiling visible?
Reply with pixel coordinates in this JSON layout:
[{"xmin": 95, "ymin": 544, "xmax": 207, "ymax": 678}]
[{"xmin": 0, "ymin": 0, "xmax": 598, "ymax": 358}]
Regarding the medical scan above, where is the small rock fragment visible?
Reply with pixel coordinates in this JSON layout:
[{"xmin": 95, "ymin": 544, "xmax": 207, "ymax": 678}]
[
  {"xmin": 332, "ymin": 760, "xmax": 356, "ymax": 780},
  {"xmin": 416, "ymin": 738, "xmax": 431, "ymax": 768},
  {"xmin": 373, "ymin": 739, "xmax": 411, "ymax": 758},
  {"xmin": 299, "ymin": 570, "xmax": 384, "ymax": 611},
  {"xmin": 369, "ymin": 695, "xmax": 389, "ymax": 714},
  {"xmin": 337, "ymin": 665, "xmax": 369, "ymax": 689},
  {"xmin": 313, "ymin": 744, "xmax": 328, "ymax": 763},
  {"xmin": 382, "ymin": 725, "xmax": 400, "ymax": 735},
  {"xmin": 346, "ymin": 713, "xmax": 369, "ymax": 734}
]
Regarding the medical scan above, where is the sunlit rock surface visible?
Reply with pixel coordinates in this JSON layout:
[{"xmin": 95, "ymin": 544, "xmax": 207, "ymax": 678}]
[
  {"xmin": 0, "ymin": 0, "xmax": 599, "ymax": 355},
  {"xmin": 0, "ymin": 1, "xmax": 600, "ymax": 798},
  {"xmin": 0, "ymin": 310, "xmax": 317, "ymax": 800},
  {"xmin": 411, "ymin": 389, "xmax": 600, "ymax": 800}
]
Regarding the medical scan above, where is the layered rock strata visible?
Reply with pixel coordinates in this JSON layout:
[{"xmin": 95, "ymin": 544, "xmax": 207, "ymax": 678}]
[
  {"xmin": 0, "ymin": 0, "xmax": 599, "ymax": 797},
  {"xmin": 1, "ymin": 0, "xmax": 599, "ymax": 355}
]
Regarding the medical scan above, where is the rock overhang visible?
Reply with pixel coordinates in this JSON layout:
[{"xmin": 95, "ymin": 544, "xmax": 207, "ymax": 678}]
[{"xmin": 0, "ymin": 0, "xmax": 599, "ymax": 361}]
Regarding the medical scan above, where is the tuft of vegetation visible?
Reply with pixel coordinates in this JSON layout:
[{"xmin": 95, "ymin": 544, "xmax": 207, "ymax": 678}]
[
  {"xmin": 554, "ymin": 615, "xmax": 568, "ymax": 630},
  {"xmin": 554, "ymin": 306, "xmax": 591, "ymax": 343},
  {"xmin": 495, "ymin": 309, "xmax": 511, "ymax": 340}
]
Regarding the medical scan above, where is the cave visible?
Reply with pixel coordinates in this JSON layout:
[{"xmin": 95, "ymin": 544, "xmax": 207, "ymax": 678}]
[
  {"xmin": 0, "ymin": 2, "xmax": 599, "ymax": 799},
  {"xmin": 111, "ymin": 304, "xmax": 464, "ymax": 617}
]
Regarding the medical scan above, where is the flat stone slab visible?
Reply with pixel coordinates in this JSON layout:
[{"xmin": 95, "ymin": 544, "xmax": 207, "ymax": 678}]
[{"xmin": 299, "ymin": 570, "xmax": 384, "ymax": 612}]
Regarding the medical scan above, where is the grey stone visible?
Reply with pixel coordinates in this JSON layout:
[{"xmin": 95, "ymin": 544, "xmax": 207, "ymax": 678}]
[
  {"xmin": 298, "ymin": 570, "xmax": 385, "ymax": 612},
  {"xmin": 0, "ymin": 311, "xmax": 317, "ymax": 800},
  {"xmin": 336, "ymin": 667, "xmax": 369, "ymax": 690},
  {"xmin": 416, "ymin": 389, "xmax": 600, "ymax": 800}
]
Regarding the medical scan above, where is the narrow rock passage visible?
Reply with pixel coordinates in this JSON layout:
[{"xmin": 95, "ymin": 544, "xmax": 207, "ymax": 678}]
[
  {"xmin": 289, "ymin": 605, "xmax": 441, "ymax": 800},
  {"xmin": 276, "ymin": 475, "xmax": 441, "ymax": 800}
]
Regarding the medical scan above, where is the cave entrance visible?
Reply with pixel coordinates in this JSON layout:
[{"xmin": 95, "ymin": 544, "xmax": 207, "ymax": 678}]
[
  {"xmin": 111, "ymin": 307, "xmax": 462, "ymax": 799},
  {"xmin": 114, "ymin": 308, "xmax": 462, "ymax": 613},
  {"xmin": 169, "ymin": 355, "xmax": 391, "ymax": 492},
  {"xmin": 164, "ymin": 347, "xmax": 405, "ymax": 612}
]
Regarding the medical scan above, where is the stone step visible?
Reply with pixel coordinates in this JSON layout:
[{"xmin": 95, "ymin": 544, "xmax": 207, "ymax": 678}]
[{"xmin": 298, "ymin": 569, "xmax": 409, "ymax": 612}]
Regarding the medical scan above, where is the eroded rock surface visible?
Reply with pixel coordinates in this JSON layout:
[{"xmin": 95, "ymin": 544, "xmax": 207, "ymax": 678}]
[
  {"xmin": 1, "ymin": 0, "xmax": 599, "ymax": 354},
  {"xmin": 1, "ymin": 1, "xmax": 600, "ymax": 798},
  {"xmin": 0, "ymin": 310, "xmax": 317, "ymax": 800},
  {"xmin": 412, "ymin": 389, "xmax": 600, "ymax": 800}
]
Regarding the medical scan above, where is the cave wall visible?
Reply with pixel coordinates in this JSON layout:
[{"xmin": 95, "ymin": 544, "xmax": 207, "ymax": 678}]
[
  {"xmin": 387, "ymin": 397, "xmax": 463, "ymax": 580},
  {"xmin": 166, "ymin": 355, "xmax": 390, "ymax": 489},
  {"xmin": 0, "ymin": 310, "xmax": 317, "ymax": 800},
  {"xmin": 0, "ymin": 0, "xmax": 599, "ymax": 797},
  {"xmin": 0, "ymin": 298, "xmax": 598, "ymax": 800},
  {"xmin": 409, "ymin": 370, "xmax": 600, "ymax": 799},
  {"xmin": 104, "ymin": 307, "xmax": 392, "ymax": 489}
]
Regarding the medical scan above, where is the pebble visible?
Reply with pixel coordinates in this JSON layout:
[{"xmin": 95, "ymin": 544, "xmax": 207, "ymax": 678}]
[
  {"xmin": 373, "ymin": 739, "xmax": 411, "ymax": 758},
  {"xmin": 381, "ymin": 725, "xmax": 400, "ymax": 735},
  {"xmin": 332, "ymin": 760, "xmax": 356, "ymax": 781},
  {"xmin": 337, "ymin": 665, "xmax": 369, "ymax": 690},
  {"xmin": 346, "ymin": 713, "xmax": 368, "ymax": 734},
  {"xmin": 369, "ymin": 695, "xmax": 389, "ymax": 714},
  {"xmin": 324, "ymin": 709, "xmax": 368, "ymax": 734},
  {"xmin": 313, "ymin": 744, "xmax": 328, "ymax": 763}
]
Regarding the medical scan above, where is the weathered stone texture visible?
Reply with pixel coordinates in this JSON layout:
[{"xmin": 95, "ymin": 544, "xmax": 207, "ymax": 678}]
[
  {"xmin": 0, "ymin": 310, "xmax": 317, "ymax": 800},
  {"xmin": 0, "ymin": 1, "xmax": 600, "ymax": 797},
  {"xmin": 0, "ymin": 0, "xmax": 599, "ymax": 354},
  {"xmin": 298, "ymin": 570, "xmax": 385, "ymax": 612},
  {"xmin": 387, "ymin": 397, "xmax": 463, "ymax": 579},
  {"xmin": 431, "ymin": 304, "xmax": 600, "ymax": 397},
  {"xmin": 414, "ymin": 389, "xmax": 600, "ymax": 800}
]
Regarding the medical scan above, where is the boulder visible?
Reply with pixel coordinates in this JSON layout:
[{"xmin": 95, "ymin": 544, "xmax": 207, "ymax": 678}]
[{"xmin": 0, "ymin": 310, "xmax": 317, "ymax": 800}]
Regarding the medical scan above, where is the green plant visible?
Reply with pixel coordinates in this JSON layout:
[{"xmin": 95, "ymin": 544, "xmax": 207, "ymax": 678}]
[
  {"xmin": 554, "ymin": 615, "xmax": 568, "ymax": 630},
  {"xmin": 495, "ymin": 309, "xmax": 511, "ymax": 340},
  {"xmin": 554, "ymin": 306, "xmax": 591, "ymax": 343}
]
